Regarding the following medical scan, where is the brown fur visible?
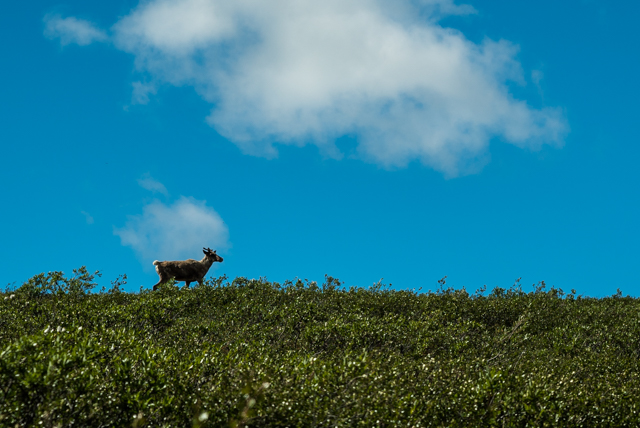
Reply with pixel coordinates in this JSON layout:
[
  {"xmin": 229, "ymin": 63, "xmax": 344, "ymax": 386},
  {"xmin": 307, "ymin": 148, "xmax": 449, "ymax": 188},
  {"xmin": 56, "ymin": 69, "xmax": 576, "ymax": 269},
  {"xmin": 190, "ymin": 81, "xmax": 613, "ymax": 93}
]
[{"xmin": 152, "ymin": 248, "xmax": 223, "ymax": 290}]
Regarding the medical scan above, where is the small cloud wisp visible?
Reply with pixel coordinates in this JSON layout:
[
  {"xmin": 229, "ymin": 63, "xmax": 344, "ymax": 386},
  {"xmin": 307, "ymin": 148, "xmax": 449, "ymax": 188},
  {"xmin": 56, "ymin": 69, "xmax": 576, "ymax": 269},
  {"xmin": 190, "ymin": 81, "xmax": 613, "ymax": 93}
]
[
  {"xmin": 137, "ymin": 173, "xmax": 169, "ymax": 195},
  {"xmin": 44, "ymin": 14, "xmax": 108, "ymax": 46},
  {"xmin": 81, "ymin": 210, "xmax": 94, "ymax": 225}
]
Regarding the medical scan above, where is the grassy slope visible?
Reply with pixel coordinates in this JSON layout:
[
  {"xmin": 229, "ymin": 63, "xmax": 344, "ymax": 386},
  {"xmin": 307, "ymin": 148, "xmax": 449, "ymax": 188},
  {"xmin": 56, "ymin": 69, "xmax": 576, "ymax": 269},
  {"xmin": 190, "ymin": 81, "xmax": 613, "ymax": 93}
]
[{"xmin": 1, "ymin": 269, "xmax": 640, "ymax": 427}]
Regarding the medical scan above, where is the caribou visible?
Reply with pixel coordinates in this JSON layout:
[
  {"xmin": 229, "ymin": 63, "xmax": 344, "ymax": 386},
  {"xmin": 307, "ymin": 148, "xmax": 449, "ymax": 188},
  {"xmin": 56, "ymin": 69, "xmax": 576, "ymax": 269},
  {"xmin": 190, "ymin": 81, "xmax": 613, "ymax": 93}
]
[{"xmin": 152, "ymin": 247, "xmax": 223, "ymax": 290}]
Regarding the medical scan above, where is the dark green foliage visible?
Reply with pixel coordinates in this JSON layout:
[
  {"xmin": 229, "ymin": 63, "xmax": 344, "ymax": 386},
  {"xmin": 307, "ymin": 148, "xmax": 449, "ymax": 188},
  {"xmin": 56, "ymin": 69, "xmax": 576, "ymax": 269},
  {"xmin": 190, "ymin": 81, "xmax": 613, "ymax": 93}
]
[{"xmin": 2, "ymin": 270, "xmax": 640, "ymax": 426}]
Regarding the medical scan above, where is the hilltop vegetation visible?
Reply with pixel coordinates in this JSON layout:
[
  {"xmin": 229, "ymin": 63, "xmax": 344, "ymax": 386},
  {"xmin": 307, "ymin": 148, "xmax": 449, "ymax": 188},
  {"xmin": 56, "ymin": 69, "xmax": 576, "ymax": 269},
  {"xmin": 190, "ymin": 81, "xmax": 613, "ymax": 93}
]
[{"xmin": 2, "ymin": 268, "xmax": 640, "ymax": 427}]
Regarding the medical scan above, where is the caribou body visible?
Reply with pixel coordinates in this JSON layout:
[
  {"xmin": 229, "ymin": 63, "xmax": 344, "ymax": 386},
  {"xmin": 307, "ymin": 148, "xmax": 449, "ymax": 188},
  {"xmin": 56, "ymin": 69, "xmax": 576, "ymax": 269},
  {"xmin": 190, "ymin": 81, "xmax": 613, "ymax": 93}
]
[{"xmin": 152, "ymin": 247, "xmax": 223, "ymax": 290}]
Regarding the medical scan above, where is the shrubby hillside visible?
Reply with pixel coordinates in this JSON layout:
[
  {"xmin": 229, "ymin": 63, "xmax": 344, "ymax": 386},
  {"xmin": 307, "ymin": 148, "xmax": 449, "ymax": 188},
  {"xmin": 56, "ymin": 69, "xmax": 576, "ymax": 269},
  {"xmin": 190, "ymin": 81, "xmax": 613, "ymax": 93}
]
[{"xmin": 2, "ymin": 268, "xmax": 640, "ymax": 427}]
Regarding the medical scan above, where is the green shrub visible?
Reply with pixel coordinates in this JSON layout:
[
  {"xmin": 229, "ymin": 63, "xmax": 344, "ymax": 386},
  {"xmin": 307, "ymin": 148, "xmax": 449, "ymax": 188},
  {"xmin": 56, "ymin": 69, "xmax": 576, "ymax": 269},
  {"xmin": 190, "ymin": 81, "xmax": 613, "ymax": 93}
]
[{"xmin": 2, "ymin": 270, "xmax": 640, "ymax": 426}]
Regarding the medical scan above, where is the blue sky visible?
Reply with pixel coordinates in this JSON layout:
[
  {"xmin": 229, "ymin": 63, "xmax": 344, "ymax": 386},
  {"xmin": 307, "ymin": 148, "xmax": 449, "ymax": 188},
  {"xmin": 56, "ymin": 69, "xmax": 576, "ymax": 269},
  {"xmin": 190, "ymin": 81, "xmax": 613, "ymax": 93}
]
[{"xmin": 1, "ymin": 0, "xmax": 638, "ymax": 296}]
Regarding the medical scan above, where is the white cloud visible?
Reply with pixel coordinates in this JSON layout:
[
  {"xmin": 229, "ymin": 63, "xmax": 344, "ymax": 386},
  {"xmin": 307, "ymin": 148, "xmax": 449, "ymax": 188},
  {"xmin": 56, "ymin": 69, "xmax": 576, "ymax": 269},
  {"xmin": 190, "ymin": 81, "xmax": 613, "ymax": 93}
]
[
  {"xmin": 65, "ymin": 0, "xmax": 568, "ymax": 175},
  {"xmin": 44, "ymin": 14, "xmax": 108, "ymax": 46},
  {"xmin": 138, "ymin": 173, "xmax": 168, "ymax": 195},
  {"xmin": 114, "ymin": 196, "xmax": 229, "ymax": 265}
]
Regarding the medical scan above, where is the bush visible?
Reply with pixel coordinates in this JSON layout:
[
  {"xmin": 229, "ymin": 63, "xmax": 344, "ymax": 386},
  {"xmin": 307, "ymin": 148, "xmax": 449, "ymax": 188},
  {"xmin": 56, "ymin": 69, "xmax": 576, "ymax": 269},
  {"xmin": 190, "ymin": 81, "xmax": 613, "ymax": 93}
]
[{"xmin": 2, "ymin": 270, "xmax": 640, "ymax": 426}]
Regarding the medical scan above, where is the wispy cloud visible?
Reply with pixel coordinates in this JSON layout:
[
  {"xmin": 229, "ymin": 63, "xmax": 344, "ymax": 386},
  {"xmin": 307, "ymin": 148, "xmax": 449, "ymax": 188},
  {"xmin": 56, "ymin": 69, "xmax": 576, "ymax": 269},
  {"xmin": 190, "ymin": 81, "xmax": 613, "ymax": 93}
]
[
  {"xmin": 531, "ymin": 69, "xmax": 545, "ymax": 100},
  {"xmin": 418, "ymin": 0, "xmax": 477, "ymax": 16},
  {"xmin": 58, "ymin": 0, "xmax": 569, "ymax": 176},
  {"xmin": 138, "ymin": 173, "xmax": 168, "ymax": 195},
  {"xmin": 44, "ymin": 14, "xmax": 108, "ymax": 46},
  {"xmin": 81, "ymin": 210, "xmax": 94, "ymax": 224},
  {"xmin": 114, "ymin": 196, "xmax": 230, "ymax": 265},
  {"xmin": 131, "ymin": 81, "xmax": 157, "ymax": 105}
]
